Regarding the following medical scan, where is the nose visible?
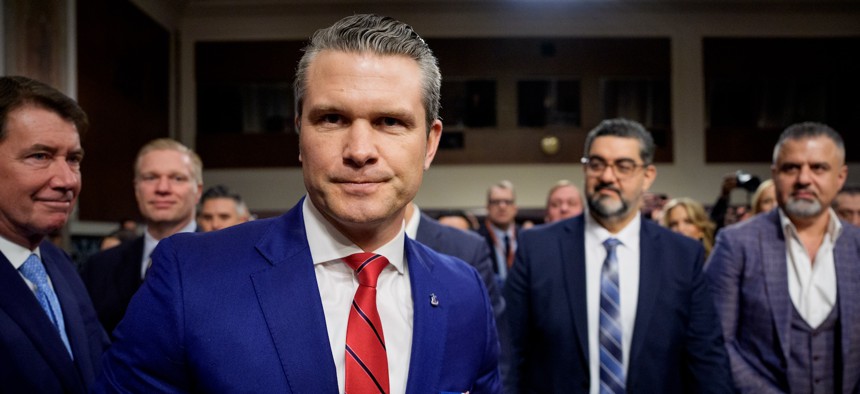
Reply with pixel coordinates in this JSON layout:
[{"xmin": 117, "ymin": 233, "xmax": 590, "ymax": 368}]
[
  {"xmin": 342, "ymin": 122, "xmax": 378, "ymax": 168},
  {"xmin": 50, "ymin": 160, "xmax": 80, "ymax": 190},
  {"xmin": 796, "ymin": 165, "xmax": 813, "ymax": 185},
  {"xmin": 598, "ymin": 164, "xmax": 619, "ymax": 183},
  {"xmin": 155, "ymin": 176, "xmax": 172, "ymax": 193}
]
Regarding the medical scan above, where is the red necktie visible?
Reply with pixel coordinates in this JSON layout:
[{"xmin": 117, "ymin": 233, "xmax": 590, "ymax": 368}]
[{"xmin": 343, "ymin": 253, "xmax": 390, "ymax": 393}]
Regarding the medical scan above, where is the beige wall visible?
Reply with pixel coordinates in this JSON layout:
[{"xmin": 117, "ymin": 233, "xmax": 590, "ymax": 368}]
[{"xmin": 178, "ymin": 3, "xmax": 859, "ymax": 212}]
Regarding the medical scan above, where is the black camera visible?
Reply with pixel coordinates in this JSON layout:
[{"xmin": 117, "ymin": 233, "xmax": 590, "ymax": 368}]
[{"xmin": 735, "ymin": 170, "xmax": 761, "ymax": 193}]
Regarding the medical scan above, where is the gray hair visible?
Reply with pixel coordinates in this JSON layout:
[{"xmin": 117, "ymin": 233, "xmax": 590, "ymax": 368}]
[
  {"xmin": 772, "ymin": 122, "xmax": 845, "ymax": 164},
  {"xmin": 293, "ymin": 14, "xmax": 441, "ymax": 132},
  {"xmin": 487, "ymin": 180, "xmax": 516, "ymax": 201},
  {"xmin": 583, "ymin": 118, "xmax": 655, "ymax": 165}
]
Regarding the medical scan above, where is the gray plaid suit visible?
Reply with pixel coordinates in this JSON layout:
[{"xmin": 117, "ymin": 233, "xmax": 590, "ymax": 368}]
[{"xmin": 706, "ymin": 209, "xmax": 860, "ymax": 393}]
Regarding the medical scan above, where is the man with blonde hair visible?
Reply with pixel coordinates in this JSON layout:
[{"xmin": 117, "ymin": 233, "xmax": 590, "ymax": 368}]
[{"xmin": 82, "ymin": 138, "xmax": 203, "ymax": 337}]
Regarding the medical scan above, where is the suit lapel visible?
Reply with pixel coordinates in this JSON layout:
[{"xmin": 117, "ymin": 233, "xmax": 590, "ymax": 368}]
[
  {"xmin": 560, "ymin": 217, "xmax": 590, "ymax": 367},
  {"xmin": 835, "ymin": 229, "xmax": 860, "ymax": 393},
  {"xmin": 761, "ymin": 211, "xmax": 792, "ymax": 363},
  {"xmin": 404, "ymin": 238, "xmax": 448, "ymax": 392},
  {"xmin": 628, "ymin": 221, "xmax": 661, "ymax": 369},
  {"xmin": 250, "ymin": 204, "xmax": 339, "ymax": 393},
  {"xmin": 0, "ymin": 250, "xmax": 82, "ymax": 391}
]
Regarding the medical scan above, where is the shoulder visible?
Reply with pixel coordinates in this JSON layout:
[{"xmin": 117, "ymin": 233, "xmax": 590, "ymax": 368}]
[
  {"xmin": 84, "ymin": 236, "xmax": 143, "ymax": 268},
  {"xmin": 520, "ymin": 215, "xmax": 580, "ymax": 244},
  {"xmin": 408, "ymin": 238, "xmax": 480, "ymax": 282}
]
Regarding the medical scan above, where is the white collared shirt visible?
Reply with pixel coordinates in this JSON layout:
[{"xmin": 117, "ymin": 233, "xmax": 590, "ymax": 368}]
[
  {"xmin": 780, "ymin": 208, "xmax": 840, "ymax": 328},
  {"xmin": 584, "ymin": 212, "xmax": 640, "ymax": 394},
  {"xmin": 0, "ymin": 235, "xmax": 47, "ymax": 293},
  {"xmin": 404, "ymin": 205, "xmax": 421, "ymax": 239},
  {"xmin": 303, "ymin": 197, "xmax": 413, "ymax": 394},
  {"xmin": 141, "ymin": 220, "xmax": 197, "ymax": 280}
]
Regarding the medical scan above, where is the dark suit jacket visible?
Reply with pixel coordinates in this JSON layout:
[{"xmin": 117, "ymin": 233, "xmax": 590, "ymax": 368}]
[
  {"xmin": 706, "ymin": 209, "xmax": 860, "ymax": 393},
  {"xmin": 94, "ymin": 200, "xmax": 501, "ymax": 393},
  {"xmin": 416, "ymin": 212, "xmax": 504, "ymax": 318},
  {"xmin": 504, "ymin": 214, "xmax": 733, "ymax": 393},
  {"xmin": 80, "ymin": 236, "xmax": 144, "ymax": 337},
  {"xmin": 0, "ymin": 241, "xmax": 110, "ymax": 393},
  {"xmin": 477, "ymin": 222, "xmax": 521, "ymax": 278}
]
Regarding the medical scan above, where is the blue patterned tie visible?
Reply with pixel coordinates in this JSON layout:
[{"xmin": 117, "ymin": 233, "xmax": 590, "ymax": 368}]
[
  {"xmin": 600, "ymin": 238, "xmax": 624, "ymax": 394},
  {"xmin": 19, "ymin": 254, "xmax": 73, "ymax": 358}
]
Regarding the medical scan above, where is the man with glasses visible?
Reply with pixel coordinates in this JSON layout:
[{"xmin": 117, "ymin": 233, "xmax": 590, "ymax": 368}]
[
  {"xmin": 504, "ymin": 118, "xmax": 732, "ymax": 393},
  {"xmin": 478, "ymin": 180, "xmax": 520, "ymax": 285}
]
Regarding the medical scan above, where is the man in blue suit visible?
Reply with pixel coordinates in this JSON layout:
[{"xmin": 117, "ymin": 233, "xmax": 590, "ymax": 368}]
[
  {"xmin": 94, "ymin": 14, "xmax": 500, "ymax": 393},
  {"xmin": 0, "ymin": 76, "xmax": 109, "ymax": 392},
  {"xmin": 505, "ymin": 118, "xmax": 732, "ymax": 393},
  {"xmin": 707, "ymin": 122, "xmax": 860, "ymax": 393}
]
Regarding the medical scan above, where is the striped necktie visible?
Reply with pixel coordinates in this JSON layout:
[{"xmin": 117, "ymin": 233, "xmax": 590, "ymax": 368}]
[
  {"xmin": 19, "ymin": 253, "xmax": 73, "ymax": 358},
  {"xmin": 343, "ymin": 253, "xmax": 390, "ymax": 393},
  {"xmin": 599, "ymin": 238, "xmax": 624, "ymax": 394}
]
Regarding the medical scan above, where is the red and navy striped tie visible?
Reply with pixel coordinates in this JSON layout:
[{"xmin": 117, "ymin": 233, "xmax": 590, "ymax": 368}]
[{"xmin": 343, "ymin": 253, "xmax": 390, "ymax": 393}]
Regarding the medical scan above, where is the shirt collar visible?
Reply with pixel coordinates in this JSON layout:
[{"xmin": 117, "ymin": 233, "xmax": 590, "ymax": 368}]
[
  {"xmin": 778, "ymin": 207, "xmax": 843, "ymax": 243},
  {"xmin": 585, "ymin": 210, "xmax": 641, "ymax": 247},
  {"xmin": 303, "ymin": 196, "xmax": 406, "ymax": 274},
  {"xmin": 0, "ymin": 234, "xmax": 41, "ymax": 270},
  {"xmin": 404, "ymin": 205, "xmax": 421, "ymax": 239}
]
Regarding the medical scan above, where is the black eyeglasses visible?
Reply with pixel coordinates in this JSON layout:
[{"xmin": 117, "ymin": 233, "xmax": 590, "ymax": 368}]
[
  {"xmin": 581, "ymin": 156, "xmax": 647, "ymax": 178},
  {"xmin": 488, "ymin": 199, "xmax": 515, "ymax": 207}
]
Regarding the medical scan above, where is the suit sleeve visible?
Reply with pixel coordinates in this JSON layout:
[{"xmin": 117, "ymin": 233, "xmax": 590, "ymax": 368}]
[
  {"xmin": 470, "ymin": 264, "xmax": 503, "ymax": 394},
  {"xmin": 92, "ymin": 237, "xmax": 191, "ymax": 393},
  {"xmin": 502, "ymin": 232, "xmax": 531, "ymax": 392},
  {"xmin": 681, "ymin": 243, "xmax": 735, "ymax": 393},
  {"xmin": 706, "ymin": 231, "xmax": 784, "ymax": 394}
]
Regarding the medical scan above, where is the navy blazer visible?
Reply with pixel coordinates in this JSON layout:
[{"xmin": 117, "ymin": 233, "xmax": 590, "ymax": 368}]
[
  {"xmin": 706, "ymin": 209, "xmax": 860, "ymax": 393},
  {"xmin": 504, "ymin": 214, "xmax": 732, "ymax": 393},
  {"xmin": 94, "ymin": 200, "xmax": 501, "ymax": 393},
  {"xmin": 80, "ymin": 236, "xmax": 144, "ymax": 337},
  {"xmin": 0, "ymin": 241, "xmax": 109, "ymax": 393},
  {"xmin": 416, "ymin": 212, "xmax": 504, "ymax": 318}
]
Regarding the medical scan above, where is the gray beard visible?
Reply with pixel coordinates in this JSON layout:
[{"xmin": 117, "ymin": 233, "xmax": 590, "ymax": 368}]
[
  {"xmin": 588, "ymin": 194, "xmax": 631, "ymax": 221},
  {"xmin": 784, "ymin": 197, "xmax": 823, "ymax": 218}
]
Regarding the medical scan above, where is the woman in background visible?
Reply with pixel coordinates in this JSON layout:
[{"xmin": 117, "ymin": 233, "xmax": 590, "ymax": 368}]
[
  {"xmin": 751, "ymin": 179, "xmax": 776, "ymax": 215},
  {"xmin": 661, "ymin": 197, "xmax": 717, "ymax": 258}
]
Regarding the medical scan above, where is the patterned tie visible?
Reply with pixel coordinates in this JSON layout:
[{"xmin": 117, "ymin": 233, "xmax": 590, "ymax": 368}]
[
  {"xmin": 600, "ymin": 238, "xmax": 624, "ymax": 394},
  {"xmin": 343, "ymin": 253, "xmax": 390, "ymax": 393},
  {"xmin": 19, "ymin": 254, "xmax": 73, "ymax": 358}
]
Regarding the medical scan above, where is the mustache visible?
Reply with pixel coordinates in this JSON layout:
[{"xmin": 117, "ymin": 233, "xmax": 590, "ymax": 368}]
[{"xmin": 594, "ymin": 183, "xmax": 621, "ymax": 195}]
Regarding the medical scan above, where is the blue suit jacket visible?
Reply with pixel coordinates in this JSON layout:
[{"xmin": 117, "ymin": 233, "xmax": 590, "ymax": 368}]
[
  {"xmin": 94, "ymin": 201, "xmax": 501, "ymax": 393},
  {"xmin": 504, "ymin": 214, "xmax": 732, "ymax": 393},
  {"xmin": 416, "ymin": 212, "xmax": 504, "ymax": 318},
  {"xmin": 706, "ymin": 209, "xmax": 860, "ymax": 393},
  {"xmin": 0, "ymin": 241, "xmax": 110, "ymax": 393}
]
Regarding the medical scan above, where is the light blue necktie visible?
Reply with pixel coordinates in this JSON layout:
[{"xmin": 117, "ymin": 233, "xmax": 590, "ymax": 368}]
[
  {"xmin": 599, "ymin": 238, "xmax": 624, "ymax": 394},
  {"xmin": 19, "ymin": 254, "xmax": 73, "ymax": 358}
]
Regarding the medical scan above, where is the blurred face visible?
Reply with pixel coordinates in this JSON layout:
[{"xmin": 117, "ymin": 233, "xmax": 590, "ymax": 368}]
[
  {"xmin": 772, "ymin": 137, "xmax": 846, "ymax": 222},
  {"xmin": 438, "ymin": 215, "xmax": 471, "ymax": 231},
  {"xmin": 834, "ymin": 193, "xmax": 860, "ymax": 226},
  {"xmin": 134, "ymin": 149, "xmax": 202, "ymax": 229},
  {"xmin": 487, "ymin": 187, "xmax": 518, "ymax": 229},
  {"xmin": 584, "ymin": 136, "xmax": 656, "ymax": 230},
  {"xmin": 665, "ymin": 205, "xmax": 704, "ymax": 240},
  {"xmin": 545, "ymin": 185, "xmax": 583, "ymax": 223},
  {"xmin": 0, "ymin": 106, "xmax": 82, "ymax": 248},
  {"xmin": 198, "ymin": 197, "xmax": 248, "ymax": 232},
  {"xmin": 756, "ymin": 184, "xmax": 776, "ymax": 214},
  {"xmin": 298, "ymin": 51, "xmax": 441, "ymax": 244}
]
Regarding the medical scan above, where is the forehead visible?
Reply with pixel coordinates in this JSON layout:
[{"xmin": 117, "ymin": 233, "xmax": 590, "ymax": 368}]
[
  {"xmin": 305, "ymin": 51, "xmax": 423, "ymax": 100},
  {"xmin": 3, "ymin": 105, "xmax": 80, "ymax": 145},
  {"xmin": 489, "ymin": 187, "xmax": 514, "ymax": 198},
  {"xmin": 137, "ymin": 149, "xmax": 193, "ymax": 174},
  {"xmin": 667, "ymin": 205, "xmax": 689, "ymax": 218},
  {"xmin": 588, "ymin": 136, "xmax": 642, "ymax": 160},
  {"xmin": 202, "ymin": 198, "xmax": 239, "ymax": 213},
  {"xmin": 551, "ymin": 186, "xmax": 579, "ymax": 200},
  {"xmin": 836, "ymin": 193, "xmax": 860, "ymax": 206},
  {"xmin": 776, "ymin": 136, "xmax": 842, "ymax": 164}
]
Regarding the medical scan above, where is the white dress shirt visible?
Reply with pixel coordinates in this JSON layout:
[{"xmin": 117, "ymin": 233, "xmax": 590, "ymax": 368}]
[
  {"xmin": 140, "ymin": 220, "xmax": 197, "ymax": 280},
  {"xmin": 0, "ymin": 235, "xmax": 48, "ymax": 293},
  {"xmin": 780, "ymin": 208, "xmax": 840, "ymax": 328},
  {"xmin": 584, "ymin": 212, "xmax": 640, "ymax": 394},
  {"xmin": 404, "ymin": 205, "xmax": 421, "ymax": 239},
  {"xmin": 303, "ymin": 197, "xmax": 413, "ymax": 394}
]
